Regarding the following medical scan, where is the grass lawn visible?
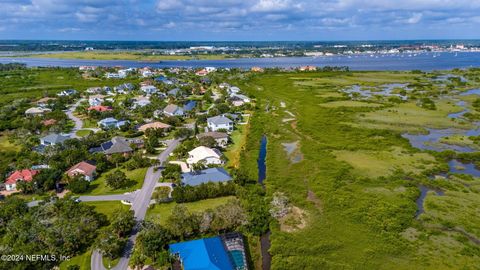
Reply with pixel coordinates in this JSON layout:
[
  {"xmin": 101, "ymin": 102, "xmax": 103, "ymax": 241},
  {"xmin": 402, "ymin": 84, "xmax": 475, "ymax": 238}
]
[
  {"xmin": 76, "ymin": 129, "xmax": 93, "ymax": 137},
  {"xmin": 146, "ymin": 196, "xmax": 235, "ymax": 225},
  {"xmin": 0, "ymin": 133, "xmax": 20, "ymax": 152},
  {"xmin": 83, "ymin": 201, "xmax": 129, "ymax": 220},
  {"xmin": 82, "ymin": 118, "xmax": 98, "ymax": 129},
  {"xmin": 59, "ymin": 249, "xmax": 92, "ymax": 270},
  {"xmin": 81, "ymin": 167, "xmax": 148, "ymax": 196},
  {"xmin": 224, "ymin": 124, "xmax": 248, "ymax": 168}
]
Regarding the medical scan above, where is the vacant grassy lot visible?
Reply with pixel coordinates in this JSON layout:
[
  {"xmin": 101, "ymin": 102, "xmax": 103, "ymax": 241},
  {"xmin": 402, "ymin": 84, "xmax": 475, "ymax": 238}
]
[
  {"xmin": 81, "ymin": 167, "xmax": 147, "ymax": 195},
  {"xmin": 235, "ymin": 70, "xmax": 480, "ymax": 269},
  {"xmin": 83, "ymin": 201, "xmax": 129, "ymax": 220},
  {"xmin": 146, "ymin": 196, "xmax": 235, "ymax": 225},
  {"xmin": 59, "ymin": 249, "xmax": 92, "ymax": 270}
]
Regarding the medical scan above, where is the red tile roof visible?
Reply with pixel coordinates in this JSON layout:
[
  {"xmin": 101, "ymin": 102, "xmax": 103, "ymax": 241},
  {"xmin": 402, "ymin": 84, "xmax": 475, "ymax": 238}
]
[
  {"xmin": 88, "ymin": 105, "xmax": 113, "ymax": 112},
  {"xmin": 42, "ymin": 119, "xmax": 57, "ymax": 126},
  {"xmin": 5, "ymin": 169, "xmax": 39, "ymax": 185},
  {"xmin": 66, "ymin": 161, "xmax": 96, "ymax": 178}
]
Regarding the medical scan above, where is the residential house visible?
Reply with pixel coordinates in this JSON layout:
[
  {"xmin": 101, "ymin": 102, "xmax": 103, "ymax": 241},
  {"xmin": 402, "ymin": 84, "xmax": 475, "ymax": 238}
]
[
  {"xmin": 207, "ymin": 115, "xmax": 234, "ymax": 132},
  {"xmin": 141, "ymin": 85, "xmax": 158, "ymax": 95},
  {"xmin": 106, "ymin": 73, "xmax": 122, "ymax": 79},
  {"xmin": 155, "ymin": 76, "xmax": 174, "ymax": 85},
  {"xmin": 230, "ymin": 94, "xmax": 251, "ymax": 107},
  {"xmin": 196, "ymin": 132, "xmax": 229, "ymax": 148},
  {"xmin": 141, "ymin": 69, "xmax": 154, "ymax": 78},
  {"xmin": 138, "ymin": 122, "xmax": 171, "ymax": 132},
  {"xmin": 57, "ymin": 89, "xmax": 77, "ymax": 97},
  {"xmin": 186, "ymin": 146, "xmax": 223, "ymax": 165},
  {"xmin": 25, "ymin": 107, "xmax": 51, "ymax": 116},
  {"xmin": 219, "ymin": 82, "xmax": 230, "ymax": 89},
  {"xmin": 4, "ymin": 169, "xmax": 39, "ymax": 191},
  {"xmin": 36, "ymin": 97, "xmax": 56, "ymax": 108},
  {"xmin": 167, "ymin": 88, "xmax": 182, "ymax": 97},
  {"xmin": 89, "ymin": 136, "xmax": 142, "ymax": 156},
  {"xmin": 66, "ymin": 161, "xmax": 96, "ymax": 181},
  {"xmin": 183, "ymin": 100, "xmax": 197, "ymax": 112},
  {"xmin": 163, "ymin": 104, "xmax": 184, "ymax": 117},
  {"xmin": 88, "ymin": 95, "xmax": 105, "ymax": 106},
  {"xmin": 40, "ymin": 133, "xmax": 70, "ymax": 146},
  {"xmin": 98, "ymin": 117, "xmax": 128, "ymax": 129},
  {"xmin": 169, "ymin": 234, "xmax": 246, "ymax": 270},
  {"xmin": 41, "ymin": 119, "xmax": 57, "ymax": 127},
  {"xmin": 227, "ymin": 86, "xmax": 241, "ymax": 95},
  {"xmin": 114, "ymin": 83, "xmax": 135, "ymax": 94},
  {"xmin": 86, "ymin": 87, "xmax": 102, "ymax": 94},
  {"xmin": 251, "ymin": 66, "xmax": 264, "ymax": 72},
  {"xmin": 299, "ymin": 65, "xmax": 317, "ymax": 71},
  {"xmin": 181, "ymin": 167, "xmax": 232, "ymax": 186},
  {"xmin": 88, "ymin": 105, "xmax": 112, "ymax": 112},
  {"xmin": 133, "ymin": 96, "xmax": 151, "ymax": 108}
]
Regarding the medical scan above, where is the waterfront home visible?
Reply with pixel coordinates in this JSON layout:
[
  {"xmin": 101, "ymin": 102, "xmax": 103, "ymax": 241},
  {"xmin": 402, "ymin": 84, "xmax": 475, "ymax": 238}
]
[
  {"xmin": 89, "ymin": 136, "xmax": 142, "ymax": 156},
  {"xmin": 98, "ymin": 117, "xmax": 128, "ymax": 129},
  {"xmin": 138, "ymin": 122, "xmax": 171, "ymax": 132},
  {"xmin": 4, "ymin": 169, "xmax": 39, "ymax": 191},
  {"xmin": 25, "ymin": 107, "xmax": 52, "ymax": 116},
  {"xmin": 163, "ymin": 104, "xmax": 184, "ymax": 117},
  {"xmin": 57, "ymin": 89, "xmax": 77, "ymax": 97},
  {"xmin": 230, "ymin": 94, "xmax": 251, "ymax": 107},
  {"xmin": 195, "ymin": 69, "xmax": 209, "ymax": 76},
  {"xmin": 207, "ymin": 115, "xmax": 234, "ymax": 132},
  {"xmin": 186, "ymin": 146, "xmax": 224, "ymax": 165},
  {"xmin": 87, "ymin": 105, "xmax": 112, "ymax": 112},
  {"xmin": 181, "ymin": 167, "xmax": 232, "ymax": 186},
  {"xmin": 66, "ymin": 161, "xmax": 96, "ymax": 181},
  {"xmin": 196, "ymin": 132, "xmax": 229, "ymax": 148},
  {"xmin": 40, "ymin": 133, "xmax": 70, "ymax": 146}
]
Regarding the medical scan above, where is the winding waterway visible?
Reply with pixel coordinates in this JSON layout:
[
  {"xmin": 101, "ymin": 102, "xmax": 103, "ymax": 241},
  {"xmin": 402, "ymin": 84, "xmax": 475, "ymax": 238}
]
[{"xmin": 257, "ymin": 135, "xmax": 271, "ymax": 270}]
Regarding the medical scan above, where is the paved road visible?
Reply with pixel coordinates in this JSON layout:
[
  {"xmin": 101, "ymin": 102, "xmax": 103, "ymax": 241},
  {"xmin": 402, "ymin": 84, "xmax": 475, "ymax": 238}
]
[
  {"xmin": 66, "ymin": 98, "xmax": 100, "ymax": 138},
  {"xmin": 91, "ymin": 139, "xmax": 181, "ymax": 270}
]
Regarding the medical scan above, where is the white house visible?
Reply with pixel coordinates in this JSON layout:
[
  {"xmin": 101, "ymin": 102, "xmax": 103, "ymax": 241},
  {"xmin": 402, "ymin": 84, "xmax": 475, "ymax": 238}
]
[
  {"xmin": 88, "ymin": 95, "xmax": 104, "ymax": 106},
  {"xmin": 207, "ymin": 115, "xmax": 234, "ymax": 132},
  {"xmin": 186, "ymin": 146, "xmax": 224, "ymax": 166}
]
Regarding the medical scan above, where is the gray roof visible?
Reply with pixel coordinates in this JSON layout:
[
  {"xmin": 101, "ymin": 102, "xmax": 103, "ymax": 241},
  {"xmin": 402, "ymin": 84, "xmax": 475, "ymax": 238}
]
[
  {"xmin": 104, "ymin": 137, "xmax": 134, "ymax": 154},
  {"xmin": 41, "ymin": 133, "xmax": 70, "ymax": 144},
  {"xmin": 163, "ymin": 104, "xmax": 183, "ymax": 115},
  {"xmin": 207, "ymin": 115, "xmax": 233, "ymax": 125},
  {"xmin": 181, "ymin": 168, "xmax": 232, "ymax": 186}
]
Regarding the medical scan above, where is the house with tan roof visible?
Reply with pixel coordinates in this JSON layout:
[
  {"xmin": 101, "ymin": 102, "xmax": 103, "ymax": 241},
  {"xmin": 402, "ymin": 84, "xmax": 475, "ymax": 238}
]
[
  {"xmin": 66, "ymin": 161, "xmax": 97, "ymax": 181},
  {"xmin": 138, "ymin": 122, "xmax": 172, "ymax": 132}
]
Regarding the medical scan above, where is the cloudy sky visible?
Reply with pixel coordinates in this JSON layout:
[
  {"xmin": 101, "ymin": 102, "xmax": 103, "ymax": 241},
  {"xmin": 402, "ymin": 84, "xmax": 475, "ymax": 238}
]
[{"xmin": 1, "ymin": 0, "xmax": 480, "ymax": 40}]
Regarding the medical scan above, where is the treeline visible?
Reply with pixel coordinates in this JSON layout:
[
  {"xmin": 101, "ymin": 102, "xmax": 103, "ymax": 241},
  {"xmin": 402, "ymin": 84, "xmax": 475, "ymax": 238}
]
[
  {"xmin": 0, "ymin": 63, "xmax": 26, "ymax": 71},
  {"xmin": 172, "ymin": 181, "xmax": 236, "ymax": 203},
  {"xmin": 0, "ymin": 197, "xmax": 107, "ymax": 270}
]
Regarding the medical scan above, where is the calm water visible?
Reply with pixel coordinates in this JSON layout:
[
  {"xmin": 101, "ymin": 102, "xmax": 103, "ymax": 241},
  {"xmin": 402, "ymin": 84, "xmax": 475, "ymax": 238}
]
[
  {"xmin": 415, "ymin": 185, "xmax": 444, "ymax": 218},
  {"xmin": 448, "ymin": 159, "xmax": 480, "ymax": 177},
  {"xmin": 258, "ymin": 135, "xmax": 267, "ymax": 185},
  {"xmin": 2, "ymin": 52, "xmax": 480, "ymax": 70}
]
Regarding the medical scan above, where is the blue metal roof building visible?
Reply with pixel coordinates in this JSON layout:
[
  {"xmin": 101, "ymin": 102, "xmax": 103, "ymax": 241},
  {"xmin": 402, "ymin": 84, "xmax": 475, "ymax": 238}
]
[
  {"xmin": 169, "ymin": 236, "xmax": 234, "ymax": 270},
  {"xmin": 181, "ymin": 168, "xmax": 232, "ymax": 186}
]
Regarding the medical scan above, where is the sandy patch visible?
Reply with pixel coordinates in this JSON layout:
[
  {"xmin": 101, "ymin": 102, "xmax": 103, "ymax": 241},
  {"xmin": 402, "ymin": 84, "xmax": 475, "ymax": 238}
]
[{"xmin": 279, "ymin": 206, "xmax": 308, "ymax": 232}]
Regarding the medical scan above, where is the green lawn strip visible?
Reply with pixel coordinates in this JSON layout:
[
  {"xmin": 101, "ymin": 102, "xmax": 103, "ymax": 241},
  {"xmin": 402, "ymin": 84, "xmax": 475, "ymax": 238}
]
[
  {"xmin": 224, "ymin": 124, "xmax": 248, "ymax": 168},
  {"xmin": 83, "ymin": 201, "xmax": 129, "ymax": 220},
  {"xmin": 81, "ymin": 167, "xmax": 147, "ymax": 196},
  {"xmin": 146, "ymin": 196, "xmax": 235, "ymax": 225},
  {"xmin": 59, "ymin": 249, "xmax": 92, "ymax": 270},
  {"xmin": 76, "ymin": 129, "xmax": 93, "ymax": 137}
]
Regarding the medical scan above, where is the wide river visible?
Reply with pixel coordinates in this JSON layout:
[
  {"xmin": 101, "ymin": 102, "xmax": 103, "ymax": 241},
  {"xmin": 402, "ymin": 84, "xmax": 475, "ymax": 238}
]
[{"xmin": 1, "ymin": 52, "xmax": 480, "ymax": 70}]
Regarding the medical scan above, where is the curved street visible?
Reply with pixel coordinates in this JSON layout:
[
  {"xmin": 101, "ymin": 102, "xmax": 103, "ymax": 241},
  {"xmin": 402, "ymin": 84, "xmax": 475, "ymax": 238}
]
[{"xmin": 91, "ymin": 139, "xmax": 180, "ymax": 270}]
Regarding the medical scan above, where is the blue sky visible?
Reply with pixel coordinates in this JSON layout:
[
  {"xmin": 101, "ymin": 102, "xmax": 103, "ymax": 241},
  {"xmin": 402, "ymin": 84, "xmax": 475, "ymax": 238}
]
[{"xmin": 1, "ymin": 0, "xmax": 480, "ymax": 40}]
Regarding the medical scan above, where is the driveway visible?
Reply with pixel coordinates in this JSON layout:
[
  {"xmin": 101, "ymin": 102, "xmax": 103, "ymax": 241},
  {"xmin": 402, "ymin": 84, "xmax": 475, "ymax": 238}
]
[
  {"xmin": 91, "ymin": 139, "xmax": 181, "ymax": 270},
  {"xmin": 66, "ymin": 98, "xmax": 100, "ymax": 138}
]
